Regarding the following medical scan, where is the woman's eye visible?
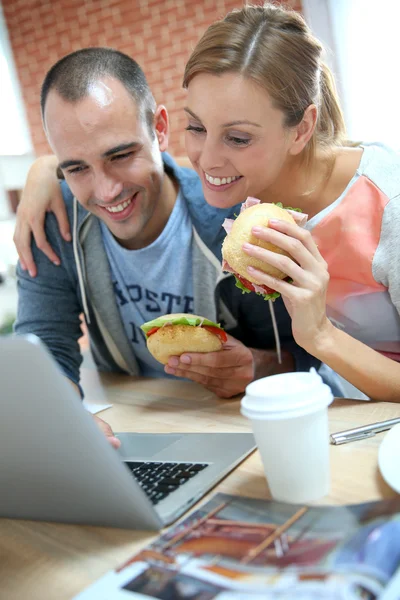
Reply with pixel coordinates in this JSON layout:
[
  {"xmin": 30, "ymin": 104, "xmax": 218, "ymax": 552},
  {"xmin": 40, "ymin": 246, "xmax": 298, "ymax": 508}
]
[
  {"xmin": 226, "ymin": 135, "xmax": 251, "ymax": 147},
  {"xmin": 185, "ymin": 125, "xmax": 205, "ymax": 134}
]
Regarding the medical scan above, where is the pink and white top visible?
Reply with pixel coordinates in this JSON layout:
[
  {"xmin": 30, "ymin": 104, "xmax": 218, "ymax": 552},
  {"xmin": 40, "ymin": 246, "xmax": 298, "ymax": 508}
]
[{"xmin": 307, "ymin": 143, "xmax": 400, "ymax": 363}]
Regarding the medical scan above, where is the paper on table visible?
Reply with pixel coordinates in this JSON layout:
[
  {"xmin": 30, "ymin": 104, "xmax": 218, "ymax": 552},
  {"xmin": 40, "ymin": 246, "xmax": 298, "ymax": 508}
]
[
  {"xmin": 83, "ymin": 401, "xmax": 112, "ymax": 415},
  {"xmin": 80, "ymin": 350, "xmax": 113, "ymax": 415}
]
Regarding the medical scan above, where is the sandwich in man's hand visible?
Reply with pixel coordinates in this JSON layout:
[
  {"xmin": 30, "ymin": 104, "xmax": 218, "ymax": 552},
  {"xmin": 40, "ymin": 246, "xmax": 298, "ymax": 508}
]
[
  {"xmin": 221, "ymin": 197, "xmax": 307, "ymax": 300},
  {"xmin": 141, "ymin": 313, "xmax": 227, "ymax": 364}
]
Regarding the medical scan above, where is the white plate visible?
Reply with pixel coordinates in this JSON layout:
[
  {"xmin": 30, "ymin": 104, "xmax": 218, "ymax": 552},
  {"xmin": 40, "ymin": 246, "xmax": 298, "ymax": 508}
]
[{"xmin": 378, "ymin": 423, "xmax": 400, "ymax": 493}]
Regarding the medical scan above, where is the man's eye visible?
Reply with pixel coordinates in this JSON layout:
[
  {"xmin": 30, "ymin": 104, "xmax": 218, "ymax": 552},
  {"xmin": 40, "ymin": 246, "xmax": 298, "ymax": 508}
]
[
  {"xmin": 67, "ymin": 166, "xmax": 87, "ymax": 175},
  {"xmin": 185, "ymin": 125, "xmax": 205, "ymax": 134},
  {"xmin": 111, "ymin": 152, "xmax": 133, "ymax": 161}
]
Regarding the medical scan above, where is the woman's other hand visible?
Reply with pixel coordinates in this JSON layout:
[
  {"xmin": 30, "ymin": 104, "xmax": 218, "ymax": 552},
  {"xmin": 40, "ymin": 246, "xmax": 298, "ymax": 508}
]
[
  {"xmin": 13, "ymin": 155, "xmax": 71, "ymax": 277},
  {"xmin": 242, "ymin": 219, "xmax": 333, "ymax": 354}
]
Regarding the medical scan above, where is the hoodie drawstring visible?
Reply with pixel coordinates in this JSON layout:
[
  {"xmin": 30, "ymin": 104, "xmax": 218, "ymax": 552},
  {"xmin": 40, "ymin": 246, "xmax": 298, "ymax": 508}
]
[{"xmin": 72, "ymin": 198, "xmax": 91, "ymax": 325}]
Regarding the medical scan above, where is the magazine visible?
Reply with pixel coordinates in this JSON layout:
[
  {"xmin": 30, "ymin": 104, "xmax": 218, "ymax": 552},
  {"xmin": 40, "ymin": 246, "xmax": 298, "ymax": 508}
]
[{"xmin": 74, "ymin": 493, "xmax": 400, "ymax": 600}]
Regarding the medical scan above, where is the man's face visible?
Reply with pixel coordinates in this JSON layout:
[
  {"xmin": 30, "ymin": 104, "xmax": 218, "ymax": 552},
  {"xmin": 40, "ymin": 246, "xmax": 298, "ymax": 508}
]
[{"xmin": 44, "ymin": 77, "xmax": 169, "ymax": 249}]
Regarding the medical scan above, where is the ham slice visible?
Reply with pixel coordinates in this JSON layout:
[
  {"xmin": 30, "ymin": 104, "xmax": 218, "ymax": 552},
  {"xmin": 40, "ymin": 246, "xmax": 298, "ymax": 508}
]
[
  {"xmin": 252, "ymin": 281, "xmax": 272, "ymax": 294},
  {"xmin": 222, "ymin": 259, "xmax": 235, "ymax": 273},
  {"xmin": 223, "ymin": 199, "xmax": 307, "ymax": 237},
  {"xmin": 238, "ymin": 197, "xmax": 308, "ymax": 226},
  {"xmin": 240, "ymin": 196, "xmax": 260, "ymax": 213},
  {"xmin": 286, "ymin": 209, "xmax": 308, "ymax": 227},
  {"xmin": 222, "ymin": 218, "xmax": 234, "ymax": 235}
]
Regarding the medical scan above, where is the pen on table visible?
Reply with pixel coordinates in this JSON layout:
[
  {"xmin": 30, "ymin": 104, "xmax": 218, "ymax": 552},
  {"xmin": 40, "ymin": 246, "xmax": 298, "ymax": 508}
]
[{"xmin": 330, "ymin": 416, "xmax": 400, "ymax": 445}]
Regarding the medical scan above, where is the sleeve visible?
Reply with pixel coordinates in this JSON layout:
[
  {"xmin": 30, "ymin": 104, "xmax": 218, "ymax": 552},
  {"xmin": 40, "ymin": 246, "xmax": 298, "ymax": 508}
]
[
  {"xmin": 13, "ymin": 213, "xmax": 84, "ymax": 391},
  {"xmin": 372, "ymin": 194, "xmax": 400, "ymax": 313},
  {"xmin": 218, "ymin": 277, "xmax": 321, "ymax": 372}
]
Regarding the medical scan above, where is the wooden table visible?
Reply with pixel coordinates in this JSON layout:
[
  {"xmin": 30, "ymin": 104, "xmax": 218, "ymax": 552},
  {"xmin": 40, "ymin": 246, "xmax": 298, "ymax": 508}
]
[{"xmin": 0, "ymin": 373, "xmax": 399, "ymax": 600}]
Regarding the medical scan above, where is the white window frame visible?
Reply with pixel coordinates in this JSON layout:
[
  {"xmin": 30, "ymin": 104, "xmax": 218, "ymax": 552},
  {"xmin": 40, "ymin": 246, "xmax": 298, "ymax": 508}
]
[
  {"xmin": 302, "ymin": 0, "xmax": 400, "ymax": 149},
  {"xmin": 0, "ymin": 2, "xmax": 33, "ymax": 156}
]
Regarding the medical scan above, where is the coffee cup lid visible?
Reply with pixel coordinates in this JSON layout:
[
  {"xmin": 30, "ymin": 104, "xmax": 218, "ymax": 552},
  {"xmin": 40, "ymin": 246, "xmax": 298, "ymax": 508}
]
[{"xmin": 241, "ymin": 368, "xmax": 333, "ymax": 420}]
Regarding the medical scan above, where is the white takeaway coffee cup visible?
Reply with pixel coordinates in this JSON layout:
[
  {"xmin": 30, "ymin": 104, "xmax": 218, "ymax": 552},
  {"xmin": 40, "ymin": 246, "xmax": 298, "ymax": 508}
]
[{"xmin": 241, "ymin": 368, "xmax": 333, "ymax": 504}]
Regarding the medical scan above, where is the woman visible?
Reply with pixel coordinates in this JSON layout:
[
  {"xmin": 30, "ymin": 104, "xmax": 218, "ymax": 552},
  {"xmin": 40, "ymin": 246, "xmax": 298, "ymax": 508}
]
[
  {"xmin": 181, "ymin": 3, "xmax": 400, "ymax": 401},
  {"xmin": 15, "ymin": 4, "xmax": 400, "ymax": 401}
]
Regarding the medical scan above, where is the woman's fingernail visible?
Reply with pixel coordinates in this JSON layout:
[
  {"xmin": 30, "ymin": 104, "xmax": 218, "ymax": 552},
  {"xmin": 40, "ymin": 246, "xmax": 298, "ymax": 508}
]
[
  {"xmin": 53, "ymin": 261, "xmax": 60, "ymax": 266},
  {"xmin": 64, "ymin": 233, "xmax": 72, "ymax": 241},
  {"xmin": 269, "ymin": 219, "xmax": 280, "ymax": 224},
  {"xmin": 252, "ymin": 227, "xmax": 261, "ymax": 234},
  {"xmin": 247, "ymin": 266, "xmax": 255, "ymax": 272},
  {"xmin": 242, "ymin": 243, "xmax": 252, "ymax": 251}
]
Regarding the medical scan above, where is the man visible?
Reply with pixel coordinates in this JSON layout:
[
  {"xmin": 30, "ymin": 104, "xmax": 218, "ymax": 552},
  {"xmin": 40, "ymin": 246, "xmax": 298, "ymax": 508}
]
[{"xmin": 14, "ymin": 48, "xmax": 319, "ymax": 444}]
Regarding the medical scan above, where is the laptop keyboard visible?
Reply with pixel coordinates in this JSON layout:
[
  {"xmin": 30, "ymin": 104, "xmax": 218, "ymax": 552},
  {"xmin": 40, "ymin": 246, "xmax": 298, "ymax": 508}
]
[{"xmin": 125, "ymin": 461, "xmax": 209, "ymax": 505}]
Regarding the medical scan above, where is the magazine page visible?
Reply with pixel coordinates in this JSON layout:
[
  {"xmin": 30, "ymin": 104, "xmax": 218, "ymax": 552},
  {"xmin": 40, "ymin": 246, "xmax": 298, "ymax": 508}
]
[{"xmin": 74, "ymin": 493, "xmax": 400, "ymax": 600}]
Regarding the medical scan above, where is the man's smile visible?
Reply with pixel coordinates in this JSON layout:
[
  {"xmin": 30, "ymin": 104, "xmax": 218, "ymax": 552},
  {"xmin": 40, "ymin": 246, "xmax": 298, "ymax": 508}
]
[
  {"xmin": 104, "ymin": 197, "xmax": 132, "ymax": 213},
  {"xmin": 98, "ymin": 192, "xmax": 139, "ymax": 221}
]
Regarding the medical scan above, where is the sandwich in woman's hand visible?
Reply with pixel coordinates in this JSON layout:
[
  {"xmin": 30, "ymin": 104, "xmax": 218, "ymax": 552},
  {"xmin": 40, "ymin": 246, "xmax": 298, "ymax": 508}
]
[
  {"xmin": 222, "ymin": 197, "xmax": 307, "ymax": 300},
  {"xmin": 140, "ymin": 313, "xmax": 227, "ymax": 364}
]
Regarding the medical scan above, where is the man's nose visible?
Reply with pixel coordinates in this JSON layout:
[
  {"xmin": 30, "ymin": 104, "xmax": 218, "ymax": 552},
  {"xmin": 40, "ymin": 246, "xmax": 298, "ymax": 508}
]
[{"xmin": 94, "ymin": 172, "xmax": 123, "ymax": 203}]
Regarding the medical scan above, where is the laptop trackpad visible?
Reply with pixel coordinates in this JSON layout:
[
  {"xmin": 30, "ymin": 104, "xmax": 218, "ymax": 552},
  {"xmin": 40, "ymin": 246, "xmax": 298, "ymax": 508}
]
[{"xmin": 116, "ymin": 433, "xmax": 182, "ymax": 460}]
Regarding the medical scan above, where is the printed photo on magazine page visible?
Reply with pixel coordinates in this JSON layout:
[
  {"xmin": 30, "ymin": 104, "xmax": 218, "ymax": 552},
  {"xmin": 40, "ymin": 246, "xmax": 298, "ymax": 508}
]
[{"xmin": 74, "ymin": 493, "xmax": 400, "ymax": 600}]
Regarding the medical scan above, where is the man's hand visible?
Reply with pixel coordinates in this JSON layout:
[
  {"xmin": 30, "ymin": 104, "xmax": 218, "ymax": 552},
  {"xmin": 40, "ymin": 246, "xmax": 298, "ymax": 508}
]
[
  {"xmin": 93, "ymin": 414, "xmax": 121, "ymax": 449},
  {"xmin": 164, "ymin": 334, "xmax": 296, "ymax": 398},
  {"xmin": 164, "ymin": 334, "xmax": 256, "ymax": 398},
  {"xmin": 68, "ymin": 379, "xmax": 120, "ymax": 449}
]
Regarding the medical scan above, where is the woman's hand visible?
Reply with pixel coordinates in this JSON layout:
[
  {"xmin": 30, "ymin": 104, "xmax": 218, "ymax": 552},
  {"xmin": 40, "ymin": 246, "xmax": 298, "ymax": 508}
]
[
  {"xmin": 242, "ymin": 219, "xmax": 333, "ymax": 354},
  {"xmin": 13, "ymin": 155, "xmax": 71, "ymax": 277}
]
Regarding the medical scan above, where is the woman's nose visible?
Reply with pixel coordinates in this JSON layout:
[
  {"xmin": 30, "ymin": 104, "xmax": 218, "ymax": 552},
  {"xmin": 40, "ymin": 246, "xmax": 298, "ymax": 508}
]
[{"xmin": 199, "ymin": 138, "xmax": 226, "ymax": 173}]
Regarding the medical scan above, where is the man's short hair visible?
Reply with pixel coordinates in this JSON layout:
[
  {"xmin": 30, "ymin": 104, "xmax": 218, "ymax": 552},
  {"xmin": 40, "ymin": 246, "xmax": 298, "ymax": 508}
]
[{"xmin": 41, "ymin": 47, "xmax": 157, "ymax": 131}]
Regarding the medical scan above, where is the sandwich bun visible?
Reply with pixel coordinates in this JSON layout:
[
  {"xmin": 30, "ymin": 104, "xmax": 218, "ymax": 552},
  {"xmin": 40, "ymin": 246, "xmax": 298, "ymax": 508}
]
[
  {"xmin": 222, "ymin": 202, "xmax": 296, "ymax": 283},
  {"xmin": 142, "ymin": 313, "xmax": 224, "ymax": 365}
]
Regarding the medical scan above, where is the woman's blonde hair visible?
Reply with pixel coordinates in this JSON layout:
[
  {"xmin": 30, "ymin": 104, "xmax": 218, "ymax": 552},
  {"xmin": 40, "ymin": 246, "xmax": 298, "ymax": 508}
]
[{"xmin": 183, "ymin": 3, "xmax": 350, "ymax": 165}]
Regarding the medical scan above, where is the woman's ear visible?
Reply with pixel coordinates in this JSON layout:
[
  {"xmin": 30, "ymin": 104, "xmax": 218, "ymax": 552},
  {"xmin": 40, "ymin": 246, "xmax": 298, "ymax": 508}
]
[
  {"xmin": 289, "ymin": 104, "xmax": 318, "ymax": 156},
  {"xmin": 153, "ymin": 105, "xmax": 169, "ymax": 152}
]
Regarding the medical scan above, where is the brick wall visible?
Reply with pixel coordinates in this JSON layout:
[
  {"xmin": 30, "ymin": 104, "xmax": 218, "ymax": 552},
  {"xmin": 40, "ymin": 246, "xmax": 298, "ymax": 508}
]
[{"xmin": 3, "ymin": 0, "xmax": 302, "ymax": 158}]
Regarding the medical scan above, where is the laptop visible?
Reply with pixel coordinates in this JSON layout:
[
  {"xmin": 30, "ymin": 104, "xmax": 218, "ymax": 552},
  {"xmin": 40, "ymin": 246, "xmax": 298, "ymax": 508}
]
[{"xmin": 0, "ymin": 335, "xmax": 255, "ymax": 530}]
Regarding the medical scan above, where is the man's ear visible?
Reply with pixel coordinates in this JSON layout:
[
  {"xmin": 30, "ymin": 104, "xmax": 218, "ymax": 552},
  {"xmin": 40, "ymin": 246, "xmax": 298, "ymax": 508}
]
[
  {"xmin": 153, "ymin": 105, "xmax": 169, "ymax": 152},
  {"xmin": 289, "ymin": 104, "xmax": 318, "ymax": 156}
]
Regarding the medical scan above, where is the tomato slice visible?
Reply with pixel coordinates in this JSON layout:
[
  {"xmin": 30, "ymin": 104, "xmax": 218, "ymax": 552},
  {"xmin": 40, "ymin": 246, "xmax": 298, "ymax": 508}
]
[
  {"xmin": 146, "ymin": 324, "xmax": 227, "ymax": 343},
  {"xmin": 146, "ymin": 326, "xmax": 160, "ymax": 338},
  {"xmin": 236, "ymin": 273, "xmax": 275, "ymax": 295},
  {"xmin": 236, "ymin": 274, "xmax": 255, "ymax": 292},
  {"xmin": 202, "ymin": 325, "xmax": 228, "ymax": 343}
]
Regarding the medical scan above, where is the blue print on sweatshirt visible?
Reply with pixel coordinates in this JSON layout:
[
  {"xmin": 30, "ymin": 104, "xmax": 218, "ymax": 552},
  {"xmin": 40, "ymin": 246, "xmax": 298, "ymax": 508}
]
[
  {"xmin": 113, "ymin": 281, "xmax": 194, "ymax": 315},
  {"xmin": 100, "ymin": 190, "xmax": 194, "ymax": 378}
]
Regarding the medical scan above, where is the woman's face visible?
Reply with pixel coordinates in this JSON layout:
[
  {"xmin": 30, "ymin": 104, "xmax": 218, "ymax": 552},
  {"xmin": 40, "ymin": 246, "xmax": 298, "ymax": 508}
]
[{"xmin": 185, "ymin": 72, "xmax": 297, "ymax": 208}]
